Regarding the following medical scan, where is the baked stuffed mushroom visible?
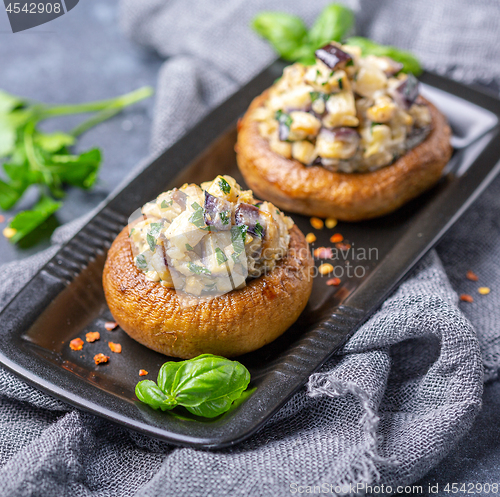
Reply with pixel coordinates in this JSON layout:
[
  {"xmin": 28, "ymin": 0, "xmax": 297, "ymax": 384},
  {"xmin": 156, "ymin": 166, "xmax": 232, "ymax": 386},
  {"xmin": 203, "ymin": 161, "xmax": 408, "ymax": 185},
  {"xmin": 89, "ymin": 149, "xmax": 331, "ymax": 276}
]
[
  {"xmin": 103, "ymin": 175, "xmax": 313, "ymax": 359},
  {"xmin": 236, "ymin": 42, "xmax": 452, "ymax": 221}
]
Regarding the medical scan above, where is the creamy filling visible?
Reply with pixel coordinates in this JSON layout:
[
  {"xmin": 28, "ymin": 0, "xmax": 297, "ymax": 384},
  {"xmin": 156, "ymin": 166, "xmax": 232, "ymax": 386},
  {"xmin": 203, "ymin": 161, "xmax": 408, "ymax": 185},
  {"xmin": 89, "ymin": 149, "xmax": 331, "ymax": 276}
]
[
  {"xmin": 254, "ymin": 42, "xmax": 432, "ymax": 173},
  {"xmin": 129, "ymin": 175, "xmax": 294, "ymax": 296}
]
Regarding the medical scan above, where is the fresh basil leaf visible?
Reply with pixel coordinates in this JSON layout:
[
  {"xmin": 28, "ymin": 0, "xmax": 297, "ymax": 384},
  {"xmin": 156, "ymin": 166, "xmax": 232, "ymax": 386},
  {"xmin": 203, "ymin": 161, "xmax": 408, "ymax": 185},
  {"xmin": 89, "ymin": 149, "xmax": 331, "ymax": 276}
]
[
  {"xmin": 135, "ymin": 380, "xmax": 177, "ymax": 411},
  {"xmin": 185, "ymin": 397, "xmax": 236, "ymax": 418},
  {"xmin": 135, "ymin": 254, "xmax": 148, "ymax": 270},
  {"xmin": 307, "ymin": 3, "xmax": 354, "ymax": 49},
  {"xmin": 157, "ymin": 361, "xmax": 184, "ymax": 394},
  {"xmin": 35, "ymin": 132, "xmax": 75, "ymax": 153},
  {"xmin": 218, "ymin": 177, "xmax": 231, "ymax": 194},
  {"xmin": 187, "ymin": 262, "xmax": 211, "ymax": 275},
  {"xmin": 215, "ymin": 247, "xmax": 228, "ymax": 265},
  {"xmin": 8, "ymin": 195, "xmax": 61, "ymax": 243},
  {"xmin": 251, "ymin": 12, "xmax": 308, "ymax": 61},
  {"xmin": 345, "ymin": 36, "xmax": 422, "ymax": 75}
]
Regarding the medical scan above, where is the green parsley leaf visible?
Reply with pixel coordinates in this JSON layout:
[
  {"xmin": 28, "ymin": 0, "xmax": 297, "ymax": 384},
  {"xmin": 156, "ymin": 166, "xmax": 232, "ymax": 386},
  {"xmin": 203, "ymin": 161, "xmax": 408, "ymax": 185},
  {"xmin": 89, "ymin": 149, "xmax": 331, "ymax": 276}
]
[
  {"xmin": 275, "ymin": 109, "xmax": 293, "ymax": 128},
  {"xmin": 136, "ymin": 254, "xmax": 148, "ymax": 270},
  {"xmin": 187, "ymin": 262, "xmax": 211, "ymax": 275},
  {"xmin": 231, "ymin": 225, "xmax": 248, "ymax": 255},
  {"xmin": 8, "ymin": 195, "xmax": 61, "ymax": 243},
  {"xmin": 215, "ymin": 247, "xmax": 228, "ymax": 266},
  {"xmin": 219, "ymin": 211, "xmax": 230, "ymax": 225},
  {"xmin": 254, "ymin": 222, "xmax": 264, "ymax": 239},
  {"xmin": 218, "ymin": 178, "xmax": 231, "ymax": 194},
  {"xmin": 146, "ymin": 233, "xmax": 156, "ymax": 252},
  {"xmin": 189, "ymin": 202, "xmax": 206, "ymax": 229}
]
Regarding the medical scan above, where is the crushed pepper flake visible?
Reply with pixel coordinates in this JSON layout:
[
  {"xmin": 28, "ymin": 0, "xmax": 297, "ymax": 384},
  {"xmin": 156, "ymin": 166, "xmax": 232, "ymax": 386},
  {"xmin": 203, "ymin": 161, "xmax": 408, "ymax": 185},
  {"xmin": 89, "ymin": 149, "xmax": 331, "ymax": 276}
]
[
  {"xmin": 139, "ymin": 369, "xmax": 148, "ymax": 376},
  {"xmin": 86, "ymin": 331, "xmax": 100, "ymax": 343},
  {"xmin": 466, "ymin": 270, "xmax": 479, "ymax": 282},
  {"xmin": 478, "ymin": 287, "xmax": 491, "ymax": 295},
  {"xmin": 330, "ymin": 233, "xmax": 344, "ymax": 243},
  {"xmin": 318, "ymin": 263, "xmax": 334, "ymax": 275},
  {"xmin": 69, "ymin": 338, "xmax": 84, "ymax": 351},
  {"xmin": 305, "ymin": 233, "xmax": 317, "ymax": 244},
  {"xmin": 314, "ymin": 247, "xmax": 333, "ymax": 259},
  {"xmin": 104, "ymin": 321, "xmax": 118, "ymax": 331},
  {"xmin": 109, "ymin": 342, "xmax": 122, "ymax": 353},
  {"xmin": 94, "ymin": 353, "xmax": 109, "ymax": 365},
  {"xmin": 327, "ymin": 277, "xmax": 341, "ymax": 286},
  {"xmin": 336, "ymin": 242, "xmax": 351, "ymax": 251},
  {"xmin": 3, "ymin": 227, "xmax": 16, "ymax": 239},
  {"xmin": 310, "ymin": 217, "xmax": 324, "ymax": 230},
  {"xmin": 325, "ymin": 218, "xmax": 338, "ymax": 229},
  {"xmin": 460, "ymin": 294, "xmax": 474, "ymax": 303}
]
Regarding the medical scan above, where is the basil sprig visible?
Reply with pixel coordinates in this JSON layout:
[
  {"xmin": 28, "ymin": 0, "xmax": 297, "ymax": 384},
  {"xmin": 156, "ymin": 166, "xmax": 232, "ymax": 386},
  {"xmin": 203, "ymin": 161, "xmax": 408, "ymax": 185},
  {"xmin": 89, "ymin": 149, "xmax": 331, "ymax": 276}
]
[
  {"xmin": 135, "ymin": 354, "xmax": 251, "ymax": 418},
  {"xmin": 251, "ymin": 3, "xmax": 421, "ymax": 74}
]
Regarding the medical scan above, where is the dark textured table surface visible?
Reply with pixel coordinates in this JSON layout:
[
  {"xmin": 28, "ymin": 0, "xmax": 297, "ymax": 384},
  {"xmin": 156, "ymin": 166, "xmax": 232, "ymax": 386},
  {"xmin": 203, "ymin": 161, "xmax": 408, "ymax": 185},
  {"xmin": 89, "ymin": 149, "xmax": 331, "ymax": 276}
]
[{"xmin": 1, "ymin": 1, "xmax": 499, "ymax": 494}]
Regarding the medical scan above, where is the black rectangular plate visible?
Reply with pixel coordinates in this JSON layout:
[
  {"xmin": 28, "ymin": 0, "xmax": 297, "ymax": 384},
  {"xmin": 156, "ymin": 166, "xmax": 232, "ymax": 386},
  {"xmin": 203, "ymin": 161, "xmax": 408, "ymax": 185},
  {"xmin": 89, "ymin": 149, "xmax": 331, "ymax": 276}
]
[{"xmin": 1, "ymin": 62, "xmax": 500, "ymax": 449}]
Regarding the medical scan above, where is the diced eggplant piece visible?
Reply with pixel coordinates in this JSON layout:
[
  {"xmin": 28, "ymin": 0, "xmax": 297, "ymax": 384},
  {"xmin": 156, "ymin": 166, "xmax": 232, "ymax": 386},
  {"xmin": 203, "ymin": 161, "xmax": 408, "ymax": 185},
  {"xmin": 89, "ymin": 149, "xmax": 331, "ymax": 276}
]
[
  {"xmin": 171, "ymin": 189, "xmax": 188, "ymax": 210},
  {"xmin": 391, "ymin": 74, "xmax": 419, "ymax": 109},
  {"xmin": 235, "ymin": 203, "xmax": 265, "ymax": 238},
  {"xmin": 315, "ymin": 44, "xmax": 352, "ymax": 70},
  {"xmin": 204, "ymin": 191, "xmax": 232, "ymax": 231}
]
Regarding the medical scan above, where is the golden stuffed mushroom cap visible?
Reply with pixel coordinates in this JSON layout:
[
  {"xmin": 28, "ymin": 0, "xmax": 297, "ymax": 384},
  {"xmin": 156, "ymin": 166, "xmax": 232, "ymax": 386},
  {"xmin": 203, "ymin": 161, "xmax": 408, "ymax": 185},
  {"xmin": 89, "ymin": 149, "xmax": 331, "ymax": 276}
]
[
  {"xmin": 235, "ymin": 43, "xmax": 452, "ymax": 221},
  {"xmin": 103, "ymin": 177, "xmax": 313, "ymax": 359}
]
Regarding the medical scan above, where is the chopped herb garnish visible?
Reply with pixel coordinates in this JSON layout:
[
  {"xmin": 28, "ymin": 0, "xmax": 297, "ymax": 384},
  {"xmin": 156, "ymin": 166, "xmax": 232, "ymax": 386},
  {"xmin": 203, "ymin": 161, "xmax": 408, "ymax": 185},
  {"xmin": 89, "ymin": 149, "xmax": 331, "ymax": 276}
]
[
  {"xmin": 189, "ymin": 202, "xmax": 206, "ymax": 229},
  {"xmin": 218, "ymin": 178, "xmax": 231, "ymax": 194},
  {"xmin": 231, "ymin": 253, "xmax": 240, "ymax": 264},
  {"xmin": 276, "ymin": 209, "xmax": 280, "ymax": 215},
  {"xmin": 136, "ymin": 254, "xmax": 148, "ymax": 270},
  {"xmin": 337, "ymin": 78, "xmax": 343, "ymax": 90},
  {"xmin": 215, "ymin": 247, "xmax": 228, "ymax": 266},
  {"xmin": 185, "ymin": 243, "xmax": 194, "ymax": 251},
  {"xmin": 219, "ymin": 211, "xmax": 230, "ymax": 225},
  {"xmin": 129, "ymin": 228, "xmax": 135, "ymax": 238},
  {"xmin": 146, "ymin": 233, "xmax": 156, "ymax": 252},
  {"xmin": 231, "ymin": 225, "xmax": 247, "ymax": 254},
  {"xmin": 275, "ymin": 109, "xmax": 293, "ymax": 128},
  {"xmin": 187, "ymin": 262, "xmax": 211, "ymax": 275},
  {"xmin": 161, "ymin": 199, "xmax": 173, "ymax": 209},
  {"xmin": 309, "ymin": 91, "xmax": 330, "ymax": 103},
  {"xmin": 149, "ymin": 222, "xmax": 163, "ymax": 237},
  {"xmin": 254, "ymin": 222, "xmax": 264, "ymax": 239}
]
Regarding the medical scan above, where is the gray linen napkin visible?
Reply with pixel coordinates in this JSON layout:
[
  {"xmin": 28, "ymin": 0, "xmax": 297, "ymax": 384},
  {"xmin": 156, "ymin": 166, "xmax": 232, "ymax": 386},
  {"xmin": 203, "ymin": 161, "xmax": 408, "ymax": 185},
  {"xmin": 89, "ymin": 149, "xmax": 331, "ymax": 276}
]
[{"xmin": 0, "ymin": 0, "xmax": 499, "ymax": 495}]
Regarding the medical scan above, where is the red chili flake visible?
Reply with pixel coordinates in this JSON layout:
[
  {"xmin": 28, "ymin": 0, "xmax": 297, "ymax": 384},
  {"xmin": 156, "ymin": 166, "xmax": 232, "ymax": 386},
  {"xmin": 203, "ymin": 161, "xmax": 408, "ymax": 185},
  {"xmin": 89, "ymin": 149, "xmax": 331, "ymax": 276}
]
[
  {"xmin": 86, "ymin": 332, "xmax": 100, "ymax": 343},
  {"xmin": 108, "ymin": 342, "xmax": 122, "ymax": 353},
  {"xmin": 327, "ymin": 277, "xmax": 341, "ymax": 286},
  {"xmin": 94, "ymin": 353, "xmax": 109, "ymax": 365},
  {"xmin": 104, "ymin": 321, "xmax": 118, "ymax": 331},
  {"xmin": 139, "ymin": 369, "xmax": 148, "ymax": 376},
  {"xmin": 466, "ymin": 270, "xmax": 479, "ymax": 282},
  {"xmin": 460, "ymin": 294, "xmax": 474, "ymax": 303},
  {"xmin": 69, "ymin": 338, "xmax": 84, "ymax": 351},
  {"xmin": 336, "ymin": 242, "xmax": 351, "ymax": 251},
  {"xmin": 313, "ymin": 247, "xmax": 333, "ymax": 259},
  {"xmin": 330, "ymin": 233, "xmax": 344, "ymax": 243}
]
